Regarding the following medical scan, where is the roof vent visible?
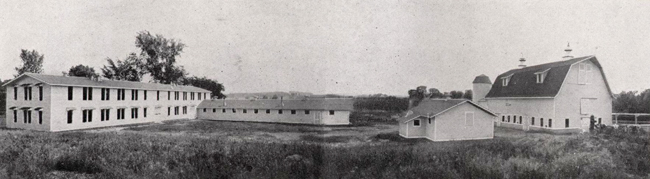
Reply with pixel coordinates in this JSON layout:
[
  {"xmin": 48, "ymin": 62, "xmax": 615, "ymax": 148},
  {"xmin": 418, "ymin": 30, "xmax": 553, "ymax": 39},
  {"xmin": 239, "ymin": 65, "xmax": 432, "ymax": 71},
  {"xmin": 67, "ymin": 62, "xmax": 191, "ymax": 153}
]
[
  {"xmin": 562, "ymin": 43, "xmax": 574, "ymax": 60},
  {"xmin": 518, "ymin": 57, "xmax": 526, "ymax": 68}
]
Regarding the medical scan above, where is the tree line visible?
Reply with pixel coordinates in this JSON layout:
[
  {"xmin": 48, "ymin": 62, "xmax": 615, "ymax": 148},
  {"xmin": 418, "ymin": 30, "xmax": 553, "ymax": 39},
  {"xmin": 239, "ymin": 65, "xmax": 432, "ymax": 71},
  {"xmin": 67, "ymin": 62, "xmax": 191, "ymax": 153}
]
[
  {"xmin": 12, "ymin": 31, "xmax": 225, "ymax": 99},
  {"xmin": 613, "ymin": 89, "xmax": 650, "ymax": 113}
]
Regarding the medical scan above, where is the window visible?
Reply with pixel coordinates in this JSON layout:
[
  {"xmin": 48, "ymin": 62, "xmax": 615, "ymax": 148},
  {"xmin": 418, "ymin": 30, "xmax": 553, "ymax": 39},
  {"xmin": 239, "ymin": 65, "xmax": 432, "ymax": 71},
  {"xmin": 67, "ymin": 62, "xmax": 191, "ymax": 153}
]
[
  {"xmin": 501, "ymin": 74, "xmax": 512, "ymax": 86},
  {"xmin": 131, "ymin": 108, "xmax": 139, "ymax": 119},
  {"xmin": 101, "ymin": 109, "xmax": 110, "ymax": 121},
  {"xmin": 101, "ymin": 88, "xmax": 109, "ymax": 101},
  {"xmin": 175, "ymin": 92, "xmax": 179, "ymax": 100},
  {"xmin": 507, "ymin": 116, "xmax": 510, "ymax": 122},
  {"xmin": 429, "ymin": 118, "xmax": 431, "ymax": 124},
  {"xmin": 278, "ymin": 110, "xmax": 282, "ymax": 114},
  {"xmin": 38, "ymin": 86, "xmax": 43, "ymax": 101},
  {"xmin": 598, "ymin": 118, "xmax": 602, "ymax": 124},
  {"xmin": 540, "ymin": 118, "xmax": 544, "ymax": 127},
  {"xmin": 465, "ymin": 112, "xmax": 474, "ymax": 126},
  {"xmin": 105, "ymin": 109, "xmax": 110, "ymax": 121},
  {"xmin": 203, "ymin": 108, "xmax": 207, "ymax": 112},
  {"xmin": 254, "ymin": 109, "xmax": 259, "ymax": 114},
  {"xmin": 82, "ymin": 109, "xmax": 93, "ymax": 123},
  {"xmin": 101, "ymin": 109, "xmax": 105, "ymax": 121},
  {"xmin": 531, "ymin": 117, "xmax": 535, "ymax": 125},
  {"xmin": 67, "ymin": 110, "xmax": 73, "ymax": 124},
  {"xmin": 83, "ymin": 87, "xmax": 88, "ymax": 100},
  {"xmin": 68, "ymin": 87, "xmax": 73, "ymax": 100},
  {"xmin": 143, "ymin": 108, "xmax": 147, "ymax": 118},
  {"xmin": 82, "ymin": 87, "xmax": 93, "ymax": 101},
  {"xmin": 414, "ymin": 119, "xmax": 420, "ymax": 127},
  {"xmin": 38, "ymin": 110, "xmax": 43, "ymax": 124},
  {"xmin": 548, "ymin": 119, "xmax": 552, "ymax": 128},
  {"xmin": 183, "ymin": 92, "xmax": 187, "ymax": 100},
  {"xmin": 223, "ymin": 109, "xmax": 226, "ymax": 113},
  {"xmin": 204, "ymin": 93, "xmax": 207, "ymax": 100},
  {"xmin": 266, "ymin": 109, "xmax": 270, "ymax": 114},
  {"xmin": 243, "ymin": 109, "xmax": 247, "ymax": 113},
  {"xmin": 175, "ymin": 107, "xmax": 179, "ymax": 115},
  {"xmin": 144, "ymin": 90, "xmax": 147, "ymax": 100},
  {"xmin": 578, "ymin": 63, "xmax": 592, "ymax": 84},
  {"xmin": 535, "ymin": 69, "xmax": 549, "ymax": 84},
  {"xmin": 198, "ymin": 93, "xmax": 202, "ymax": 100},
  {"xmin": 305, "ymin": 110, "xmax": 310, "ymax": 115},
  {"xmin": 291, "ymin": 110, "xmax": 296, "ymax": 114},
  {"xmin": 168, "ymin": 91, "xmax": 171, "ymax": 100},
  {"xmin": 117, "ymin": 108, "xmax": 124, "ymax": 120},
  {"xmin": 168, "ymin": 107, "xmax": 171, "ymax": 116},
  {"xmin": 13, "ymin": 110, "xmax": 17, "ymax": 123},
  {"xmin": 88, "ymin": 87, "xmax": 92, "ymax": 100},
  {"xmin": 132, "ymin": 90, "xmax": 138, "ymax": 101},
  {"xmin": 233, "ymin": 109, "xmax": 237, "ymax": 113},
  {"xmin": 157, "ymin": 91, "xmax": 160, "ymax": 101},
  {"xmin": 565, "ymin": 119, "xmax": 569, "ymax": 128},
  {"xmin": 191, "ymin": 92, "xmax": 194, "ymax": 100},
  {"xmin": 502, "ymin": 116, "xmax": 505, "ymax": 122},
  {"xmin": 24, "ymin": 86, "xmax": 28, "ymax": 100},
  {"xmin": 23, "ymin": 110, "xmax": 30, "ymax": 123},
  {"xmin": 213, "ymin": 108, "xmax": 216, "ymax": 113},
  {"xmin": 183, "ymin": 106, "xmax": 187, "ymax": 114},
  {"xmin": 14, "ymin": 87, "xmax": 17, "ymax": 100},
  {"xmin": 329, "ymin": 110, "xmax": 335, "ymax": 115},
  {"xmin": 512, "ymin": 115, "xmax": 516, "ymax": 123},
  {"xmin": 519, "ymin": 116, "xmax": 522, "ymax": 124}
]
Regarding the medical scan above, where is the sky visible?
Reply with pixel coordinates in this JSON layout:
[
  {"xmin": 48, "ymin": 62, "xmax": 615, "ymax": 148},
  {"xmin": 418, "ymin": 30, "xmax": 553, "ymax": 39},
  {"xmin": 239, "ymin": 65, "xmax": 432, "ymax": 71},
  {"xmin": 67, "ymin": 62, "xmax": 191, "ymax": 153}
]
[{"xmin": 1, "ymin": 0, "xmax": 649, "ymax": 96}]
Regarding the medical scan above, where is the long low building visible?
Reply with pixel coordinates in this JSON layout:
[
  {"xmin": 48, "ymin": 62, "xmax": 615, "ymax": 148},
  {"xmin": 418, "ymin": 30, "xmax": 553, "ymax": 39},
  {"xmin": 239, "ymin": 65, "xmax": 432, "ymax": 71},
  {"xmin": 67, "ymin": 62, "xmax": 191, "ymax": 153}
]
[
  {"xmin": 3, "ymin": 73, "xmax": 211, "ymax": 131},
  {"xmin": 197, "ymin": 98, "xmax": 354, "ymax": 125}
]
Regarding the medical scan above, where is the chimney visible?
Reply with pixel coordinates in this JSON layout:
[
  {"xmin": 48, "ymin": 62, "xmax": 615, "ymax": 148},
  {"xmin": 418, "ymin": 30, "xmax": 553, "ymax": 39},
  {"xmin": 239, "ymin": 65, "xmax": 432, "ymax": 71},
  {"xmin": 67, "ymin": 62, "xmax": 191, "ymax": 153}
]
[
  {"xmin": 518, "ymin": 57, "xmax": 526, "ymax": 68},
  {"xmin": 280, "ymin": 96, "xmax": 285, "ymax": 106},
  {"xmin": 222, "ymin": 98, "xmax": 227, "ymax": 106},
  {"xmin": 562, "ymin": 43, "xmax": 574, "ymax": 60}
]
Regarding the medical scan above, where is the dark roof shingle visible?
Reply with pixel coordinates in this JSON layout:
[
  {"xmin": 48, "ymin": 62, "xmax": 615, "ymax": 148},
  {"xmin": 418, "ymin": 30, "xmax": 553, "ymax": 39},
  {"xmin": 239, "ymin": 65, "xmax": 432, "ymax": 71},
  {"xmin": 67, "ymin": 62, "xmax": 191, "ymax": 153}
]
[
  {"xmin": 197, "ymin": 98, "xmax": 354, "ymax": 111},
  {"xmin": 485, "ymin": 56, "xmax": 609, "ymax": 98}
]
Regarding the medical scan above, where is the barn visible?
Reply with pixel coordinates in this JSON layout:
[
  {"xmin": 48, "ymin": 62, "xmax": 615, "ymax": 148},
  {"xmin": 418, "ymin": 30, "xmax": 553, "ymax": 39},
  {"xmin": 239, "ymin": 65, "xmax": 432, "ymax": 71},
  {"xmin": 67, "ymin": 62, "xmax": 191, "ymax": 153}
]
[
  {"xmin": 197, "ymin": 98, "xmax": 353, "ymax": 125},
  {"xmin": 398, "ymin": 99, "xmax": 497, "ymax": 141}
]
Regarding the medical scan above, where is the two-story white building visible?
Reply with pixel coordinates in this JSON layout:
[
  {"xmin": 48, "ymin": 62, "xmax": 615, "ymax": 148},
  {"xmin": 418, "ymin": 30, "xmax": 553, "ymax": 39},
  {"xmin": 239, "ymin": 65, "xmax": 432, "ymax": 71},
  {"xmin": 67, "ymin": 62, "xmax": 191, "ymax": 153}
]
[
  {"xmin": 473, "ymin": 48, "xmax": 613, "ymax": 133},
  {"xmin": 2, "ymin": 73, "xmax": 211, "ymax": 131}
]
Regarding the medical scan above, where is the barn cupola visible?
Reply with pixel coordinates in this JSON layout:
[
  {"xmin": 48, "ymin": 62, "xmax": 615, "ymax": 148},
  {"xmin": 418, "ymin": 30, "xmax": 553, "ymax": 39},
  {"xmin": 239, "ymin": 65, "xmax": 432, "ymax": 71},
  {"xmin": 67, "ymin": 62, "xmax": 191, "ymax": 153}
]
[
  {"xmin": 562, "ymin": 43, "xmax": 574, "ymax": 60},
  {"xmin": 518, "ymin": 57, "xmax": 526, "ymax": 68}
]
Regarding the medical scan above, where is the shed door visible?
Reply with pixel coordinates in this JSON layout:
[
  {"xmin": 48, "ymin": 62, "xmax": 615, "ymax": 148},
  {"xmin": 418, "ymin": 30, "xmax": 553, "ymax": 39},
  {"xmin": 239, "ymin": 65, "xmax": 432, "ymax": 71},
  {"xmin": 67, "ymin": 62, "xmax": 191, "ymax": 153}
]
[
  {"xmin": 315, "ymin": 112, "xmax": 322, "ymax": 124},
  {"xmin": 580, "ymin": 117, "xmax": 590, "ymax": 132}
]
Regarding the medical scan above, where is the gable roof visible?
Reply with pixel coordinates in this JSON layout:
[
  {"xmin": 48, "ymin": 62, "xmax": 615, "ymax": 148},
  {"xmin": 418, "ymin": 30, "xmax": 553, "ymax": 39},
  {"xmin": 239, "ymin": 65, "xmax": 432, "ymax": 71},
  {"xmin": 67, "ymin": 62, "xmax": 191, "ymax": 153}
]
[
  {"xmin": 2, "ymin": 73, "xmax": 210, "ymax": 92},
  {"xmin": 485, "ymin": 56, "xmax": 613, "ymax": 98},
  {"xmin": 398, "ymin": 99, "xmax": 496, "ymax": 123},
  {"xmin": 197, "ymin": 98, "xmax": 354, "ymax": 111}
]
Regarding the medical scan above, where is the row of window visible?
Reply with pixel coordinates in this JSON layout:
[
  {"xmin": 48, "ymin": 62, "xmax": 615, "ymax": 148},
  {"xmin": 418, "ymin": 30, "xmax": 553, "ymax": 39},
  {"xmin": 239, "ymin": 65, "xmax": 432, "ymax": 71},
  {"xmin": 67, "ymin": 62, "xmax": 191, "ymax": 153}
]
[
  {"xmin": 13, "ymin": 86, "xmax": 44, "ymax": 101},
  {"xmin": 65, "ymin": 86, "xmax": 208, "ymax": 101},
  {"xmin": 500, "ymin": 115, "xmax": 603, "ymax": 128},
  {"xmin": 201, "ymin": 108, "xmax": 336, "ymax": 115},
  {"xmin": 65, "ymin": 107, "xmax": 148, "ymax": 124},
  {"xmin": 11, "ymin": 109, "xmax": 43, "ymax": 124},
  {"xmin": 167, "ymin": 106, "xmax": 190, "ymax": 116}
]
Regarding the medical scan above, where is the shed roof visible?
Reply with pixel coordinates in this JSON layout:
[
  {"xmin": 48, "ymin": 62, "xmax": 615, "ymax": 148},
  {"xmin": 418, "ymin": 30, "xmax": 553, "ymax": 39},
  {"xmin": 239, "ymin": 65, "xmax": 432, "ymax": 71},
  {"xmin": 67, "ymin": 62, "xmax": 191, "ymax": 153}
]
[
  {"xmin": 398, "ymin": 99, "xmax": 496, "ymax": 123},
  {"xmin": 485, "ymin": 56, "xmax": 612, "ymax": 98},
  {"xmin": 2, "ymin": 73, "xmax": 210, "ymax": 92},
  {"xmin": 197, "ymin": 98, "xmax": 354, "ymax": 111}
]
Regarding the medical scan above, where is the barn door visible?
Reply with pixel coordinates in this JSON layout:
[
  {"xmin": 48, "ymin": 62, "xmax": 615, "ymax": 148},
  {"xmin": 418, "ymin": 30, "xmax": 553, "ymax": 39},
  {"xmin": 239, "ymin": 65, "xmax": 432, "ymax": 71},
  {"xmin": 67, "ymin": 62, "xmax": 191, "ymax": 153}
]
[
  {"xmin": 580, "ymin": 117, "xmax": 590, "ymax": 132},
  {"xmin": 315, "ymin": 112, "xmax": 322, "ymax": 124}
]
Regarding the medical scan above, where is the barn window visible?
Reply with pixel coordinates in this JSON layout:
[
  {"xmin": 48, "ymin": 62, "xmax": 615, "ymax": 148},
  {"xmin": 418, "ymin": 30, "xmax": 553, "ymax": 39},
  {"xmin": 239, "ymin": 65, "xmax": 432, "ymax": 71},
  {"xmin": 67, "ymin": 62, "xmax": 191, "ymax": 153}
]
[
  {"xmin": 329, "ymin": 110, "xmax": 335, "ymax": 115},
  {"xmin": 223, "ymin": 109, "xmax": 226, "ymax": 113},
  {"xmin": 67, "ymin": 110, "xmax": 73, "ymax": 124},
  {"xmin": 243, "ymin": 109, "xmax": 247, "ymax": 113},
  {"xmin": 540, "ymin": 118, "xmax": 544, "ymax": 127},
  {"xmin": 465, "ymin": 112, "xmax": 474, "ymax": 126},
  {"xmin": 532, "ymin": 117, "xmax": 535, "ymax": 125},
  {"xmin": 578, "ymin": 63, "xmax": 592, "ymax": 84},
  {"xmin": 535, "ymin": 69, "xmax": 549, "ymax": 83},
  {"xmin": 502, "ymin": 116, "xmax": 505, "ymax": 122},
  {"xmin": 519, "ymin": 116, "xmax": 522, "ymax": 124},
  {"xmin": 501, "ymin": 74, "xmax": 513, "ymax": 86},
  {"xmin": 279, "ymin": 110, "xmax": 283, "ymax": 114},
  {"xmin": 565, "ymin": 119, "xmax": 569, "ymax": 128},
  {"xmin": 233, "ymin": 109, "xmax": 236, "ymax": 113},
  {"xmin": 213, "ymin": 108, "xmax": 216, "ymax": 113},
  {"xmin": 413, "ymin": 119, "xmax": 420, "ymax": 127},
  {"xmin": 266, "ymin": 109, "xmax": 270, "ymax": 114},
  {"xmin": 305, "ymin": 110, "xmax": 310, "ymax": 114},
  {"xmin": 548, "ymin": 119, "xmax": 552, "ymax": 128},
  {"xmin": 254, "ymin": 109, "xmax": 259, "ymax": 114},
  {"xmin": 291, "ymin": 110, "xmax": 296, "ymax": 114}
]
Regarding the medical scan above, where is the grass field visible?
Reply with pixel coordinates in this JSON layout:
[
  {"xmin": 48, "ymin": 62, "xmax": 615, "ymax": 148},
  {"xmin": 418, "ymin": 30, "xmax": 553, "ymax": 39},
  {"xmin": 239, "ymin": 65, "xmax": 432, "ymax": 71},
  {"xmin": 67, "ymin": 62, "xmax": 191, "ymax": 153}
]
[{"xmin": 0, "ymin": 119, "xmax": 648, "ymax": 178}]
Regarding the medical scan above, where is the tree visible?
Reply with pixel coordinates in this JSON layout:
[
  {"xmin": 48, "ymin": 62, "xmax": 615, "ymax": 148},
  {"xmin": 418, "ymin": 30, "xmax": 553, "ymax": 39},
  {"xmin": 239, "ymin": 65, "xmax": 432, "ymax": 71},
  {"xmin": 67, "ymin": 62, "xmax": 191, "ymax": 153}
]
[
  {"xmin": 67, "ymin": 65, "xmax": 99, "ymax": 78},
  {"xmin": 450, "ymin": 90, "xmax": 464, "ymax": 99},
  {"xmin": 15, "ymin": 49, "xmax": 44, "ymax": 77},
  {"xmin": 181, "ymin": 76, "xmax": 226, "ymax": 99},
  {"xmin": 101, "ymin": 53, "xmax": 147, "ymax": 81},
  {"xmin": 135, "ymin": 31, "xmax": 187, "ymax": 84},
  {"xmin": 463, "ymin": 90, "xmax": 473, "ymax": 100},
  {"xmin": 613, "ymin": 91, "xmax": 639, "ymax": 113},
  {"xmin": 428, "ymin": 88, "xmax": 444, "ymax": 98},
  {"xmin": 271, "ymin": 95, "xmax": 279, "ymax": 99}
]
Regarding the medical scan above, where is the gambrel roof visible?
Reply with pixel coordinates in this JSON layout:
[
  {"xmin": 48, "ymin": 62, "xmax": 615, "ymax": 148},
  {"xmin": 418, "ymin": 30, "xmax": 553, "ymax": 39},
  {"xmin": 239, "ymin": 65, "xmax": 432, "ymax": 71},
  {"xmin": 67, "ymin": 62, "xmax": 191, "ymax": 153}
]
[
  {"xmin": 2, "ymin": 73, "xmax": 210, "ymax": 92},
  {"xmin": 197, "ymin": 98, "xmax": 354, "ymax": 111},
  {"xmin": 485, "ymin": 56, "xmax": 613, "ymax": 98},
  {"xmin": 398, "ymin": 99, "xmax": 496, "ymax": 123}
]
